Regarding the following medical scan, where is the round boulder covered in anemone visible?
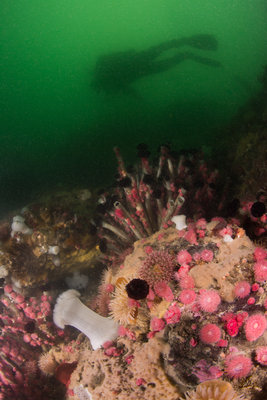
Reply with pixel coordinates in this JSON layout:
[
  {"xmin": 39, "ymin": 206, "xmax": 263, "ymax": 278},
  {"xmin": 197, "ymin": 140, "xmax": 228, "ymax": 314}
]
[{"xmin": 94, "ymin": 216, "xmax": 267, "ymax": 398}]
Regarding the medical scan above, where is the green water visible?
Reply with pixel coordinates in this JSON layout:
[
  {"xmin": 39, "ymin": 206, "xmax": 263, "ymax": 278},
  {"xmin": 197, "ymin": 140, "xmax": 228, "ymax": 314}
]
[{"xmin": 1, "ymin": 0, "xmax": 267, "ymax": 214}]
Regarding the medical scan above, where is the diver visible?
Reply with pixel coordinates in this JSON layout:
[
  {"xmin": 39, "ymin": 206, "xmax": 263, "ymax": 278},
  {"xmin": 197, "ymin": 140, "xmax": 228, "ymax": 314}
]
[{"xmin": 91, "ymin": 34, "xmax": 221, "ymax": 95}]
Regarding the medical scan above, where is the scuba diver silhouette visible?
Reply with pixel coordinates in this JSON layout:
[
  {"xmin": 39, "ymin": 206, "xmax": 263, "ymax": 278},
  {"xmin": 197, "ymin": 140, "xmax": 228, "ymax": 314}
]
[{"xmin": 91, "ymin": 34, "xmax": 221, "ymax": 95}]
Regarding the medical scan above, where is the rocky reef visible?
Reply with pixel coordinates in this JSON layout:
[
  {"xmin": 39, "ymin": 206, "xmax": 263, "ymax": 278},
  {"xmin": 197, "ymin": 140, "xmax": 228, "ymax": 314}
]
[{"xmin": 0, "ymin": 145, "xmax": 266, "ymax": 400}]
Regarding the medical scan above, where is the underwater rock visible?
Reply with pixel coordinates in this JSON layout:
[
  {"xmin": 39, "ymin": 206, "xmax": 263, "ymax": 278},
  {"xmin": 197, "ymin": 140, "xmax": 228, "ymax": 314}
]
[
  {"xmin": 0, "ymin": 190, "xmax": 99, "ymax": 292},
  {"xmin": 90, "ymin": 218, "xmax": 267, "ymax": 399}
]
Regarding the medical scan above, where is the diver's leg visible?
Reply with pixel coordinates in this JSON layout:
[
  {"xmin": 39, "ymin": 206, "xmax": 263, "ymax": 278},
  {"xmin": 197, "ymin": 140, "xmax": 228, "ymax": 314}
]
[
  {"xmin": 148, "ymin": 52, "xmax": 192, "ymax": 73},
  {"xmin": 140, "ymin": 34, "xmax": 218, "ymax": 62},
  {"xmin": 183, "ymin": 34, "xmax": 218, "ymax": 51},
  {"xmin": 187, "ymin": 53, "xmax": 222, "ymax": 67},
  {"xmin": 140, "ymin": 38, "xmax": 189, "ymax": 61},
  {"xmin": 150, "ymin": 52, "xmax": 221, "ymax": 74}
]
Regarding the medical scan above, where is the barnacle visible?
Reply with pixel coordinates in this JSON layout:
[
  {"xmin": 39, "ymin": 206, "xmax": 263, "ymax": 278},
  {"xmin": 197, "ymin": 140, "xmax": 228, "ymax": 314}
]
[{"xmin": 184, "ymin": 380, "xmax": 246, "ymax": 400}]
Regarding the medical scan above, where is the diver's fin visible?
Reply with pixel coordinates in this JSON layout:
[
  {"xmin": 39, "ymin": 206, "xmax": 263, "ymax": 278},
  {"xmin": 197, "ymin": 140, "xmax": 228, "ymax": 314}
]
[
  {"xmin": 185, "ymin": 34, "xmax": 218, "ymax": 51},
  {"xmin": 190, "ymin": 54, "xmax": 222, "ymax": 67}
]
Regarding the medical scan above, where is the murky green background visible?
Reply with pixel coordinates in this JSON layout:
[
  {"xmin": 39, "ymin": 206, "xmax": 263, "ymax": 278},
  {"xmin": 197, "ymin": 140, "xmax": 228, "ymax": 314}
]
[{"xmin": 1, "ymin": 0, "xmax": 267, "ymax": 214}]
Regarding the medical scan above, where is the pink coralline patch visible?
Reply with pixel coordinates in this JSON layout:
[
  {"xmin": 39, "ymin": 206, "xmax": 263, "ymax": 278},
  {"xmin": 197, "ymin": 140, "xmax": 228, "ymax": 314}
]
[
  {"xmin": 196, "ymin": 218, "xmax": 207, "ymax": 230},
  {"xmin": 146, "ymin": 288, "xmax": 155, "ymax": 309},
  {"xmin": 147, "ymin": 288, "xmax": 155, "ymax": 301},
  {"xmin": 145, "ymin": 246, "xmax": 153, "ymax": 254},
  {"xmin": 197, "ymin": 229, "xmax": 205, "ymax": 238},
  {"xmin": 118, "ymin": 326, "xmax": 136, "ymax": 341},
  {"xmin": 179, "ymin": 289, "xmax": 196, "ymax": 304},
  {"xmin": 217, "ymin": 339, "xmax": 228, "ymax": 347},
  {"xmin": 104, "ymin": 346, "xmax": 123, "ymax": 357},
  {"xmin": 105, "ymin": 284, "xmax": 114, "ymax": 293},
  {"xmin": 0, "ymin": 289, "xmax": 56, "ymax": 350},
  {"xmin": 125, "ymin": 354, "xmax": 134, "ymax": 364},
  {"xmin": 234, "ymin": 281, "xmax": 251, "ymax": 298},
  {"xmin": 247, "ymin": 297, "xmax": 255, "ymax": 305},
  {"xmin": 136, "ymin": 378, "xmax": 146, "ymax": 386},
  {"xmin": 244, "ymin": 313, "xmax": 267, "ymax": 342},
  {"xmin": 102, "ymin": 341, "xmax": 114, "ymax": 349},
  {"xmin": 3, "ymin": 285, "xmax": 13, "ymax": 294},
  {"xmin": 254, "ymin": 227, "xmax": 266, "ymax": 236},
  {"xmin": 23, "ymin": 334, "xmax": 31, "ymax": 343},
  {"xmin": 147, "ymin": 331, "xmax": 156, "ymax": 339},
  {"xmin": 192, "ymin": 359, "xmax": 223, "ymax": 382},
  {"xmin": 229, "ymin": 217, "xmax": 241, "ymax": 226},
  {"xmin": 164, "ymin": 303, "xmax": 181, "ymax": 324},
  {"xmin": 1, "ymin": 298, "xmax": 9, "ymax": 307},
  {"xmin": 255, "ymin": 346, "xmax": 267, "ymax": 366},
  {"xmin": 128, "ymin": 298, "xmax": 140, "ymax": 308},
  {"xmin": 154, "ymin": 281, "xmax": 174, "ymax": 301},
  {"xmin": 193, "ymin": 252, "xmax": 202, "ymax": 262},
  {"xmin": 219, "ymin": 225, "xmax": 233, "ymax": 237},
  {"xmin": 139, "ymin": 250, "xmax": 176, "ymax": 287},
  {"xmin": 200, "ymin": 249, "xmax": 213, "ymax": 262},
  {"xmin": 175, "ymin": 265, "xmax": 190, "ymax": 278},
  {"xmin": 254, "ymin": 247, "xmax": 267, "ymax": 261},
  {"xmin": 254, "ymin": 260, "xmax": 267, "ymax": 282},
  {"xmin": 226, "ymin": 318, "xmax": 239, "ymax": 337},
  {"xmin": 190, "ymin": 338, "xmax": 197, "ymax": 347},
  {"xmin": 238, "ymin": 312, "xmax": 247, "ymax": 326},
  {"xmin": 198, "ymin": 289, "xmax": 221, "ymax": 313},
  {"xmin": 199, "ymin": 323, "xmax": 221, "ymax": 344},
  {"xmin": 225, "ymin": 354, "xmax": 252, "ymax": 379},
  {"xmin": 222, "ymin": 312, "xmax": 248, "ymax": 338},
  {"xmin": 150, "ymin": 317, "xmax": 165, "ymax": 332},
  {"xmin": 212, "ymin": 216, "xmax": 226, "ymax": 223},
  {"xmin": 184, "ymin": 229, "xmax": 198, "ymax": 245},
  {"xmin": 251, "ymin": 283, "xmax": 260, "ymax": 292},
  {"xmin": 177, "ymin": 250, "xmax": 192, "ymax": 265},
  {"xmin": 14, "ymin": 294, "xmax": 24, "ymax": 304},
  {"xmin": 114, "ymin": 208, "xmax": 124, "ymax": 218},
  {"xmin": 179, "ymin": 274, "xmax": 195, "ymax": 289}
]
